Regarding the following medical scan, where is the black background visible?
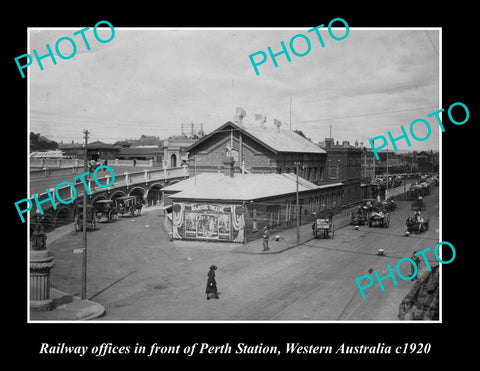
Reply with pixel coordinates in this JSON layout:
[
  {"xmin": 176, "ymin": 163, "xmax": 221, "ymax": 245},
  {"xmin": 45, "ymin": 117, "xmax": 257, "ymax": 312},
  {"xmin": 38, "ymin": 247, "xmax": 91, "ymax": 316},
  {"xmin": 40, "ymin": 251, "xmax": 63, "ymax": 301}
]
[{"xmin": 6, "ymin": 2, "xmax": 474, "ymax": 365}]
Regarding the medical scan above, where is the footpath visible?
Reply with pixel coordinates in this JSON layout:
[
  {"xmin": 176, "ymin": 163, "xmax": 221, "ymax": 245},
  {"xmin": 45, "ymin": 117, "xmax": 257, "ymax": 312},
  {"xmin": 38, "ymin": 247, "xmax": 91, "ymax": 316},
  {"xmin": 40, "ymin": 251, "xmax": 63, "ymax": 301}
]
[
  {"xmin": 231, "ymin": 209, "xmax": 353, "ymax": 255},
  {"xmin": 30, "ymin": 205, "xmax": 354, "ymax": 321},
  {"xmin": 29, "ymin": 206, "xmax": 165, "ymax": 321},
  {"xmin": 29, "ymin": 288, "xmax": 106, "ymax": 321}
]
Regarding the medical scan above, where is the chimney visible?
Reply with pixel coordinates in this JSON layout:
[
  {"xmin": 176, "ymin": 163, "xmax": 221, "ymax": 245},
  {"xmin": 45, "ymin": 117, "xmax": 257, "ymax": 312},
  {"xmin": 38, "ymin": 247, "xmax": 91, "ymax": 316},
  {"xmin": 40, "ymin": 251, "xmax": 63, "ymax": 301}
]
[
  {"xmin": 342, "ymin": 140, "xmax": 350, "ymax": 147},
  {"xmin": 223, "ymin": 156, "xmax": 235, "ymax": 177}
]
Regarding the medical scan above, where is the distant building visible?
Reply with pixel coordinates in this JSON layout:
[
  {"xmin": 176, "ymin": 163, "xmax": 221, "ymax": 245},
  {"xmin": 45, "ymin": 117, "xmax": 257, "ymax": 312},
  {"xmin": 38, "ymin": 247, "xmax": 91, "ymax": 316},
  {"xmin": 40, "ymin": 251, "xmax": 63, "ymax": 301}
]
[
  {"xmin": 114, "ymin": 135, "xmax": 199, "ymax": 168},
  {"xmin": 397, "ymin": 151, "xmax": 418, "ymax": 174},
  {"xmin": 319, "ymin": 139, "xmax": 362, "ymax": 206},
  {"xmin": 116, "ymin": 145, "xmax": 164, "ymax": 166},
  {"xmin": 184, "ymin": 121, "xmax": 327, "ymax": 184},
  {"xmin": 114, "ymin": 140, "xmax": 133, "ymax": 149},
  {"xmin": 163, "ymin": 136, "xmax": 198, "ymax": 169},
  {"xmin": 116, "ymin": 135, "xmax": 162, "ymax": 147},
  {"xmin": 59, "ymin": 140, "xmax": 119, "ymax": 160},
  {"xmin": 360, "ymin": 146, "xmax": 376, "ymax": 183},
  {"xmin": 416, "ymin": 150, "xmax": 439, "ymax": 174},
  {"xmin": 374, "ymin": 150, "xmax": 434, "ymax": 175}
]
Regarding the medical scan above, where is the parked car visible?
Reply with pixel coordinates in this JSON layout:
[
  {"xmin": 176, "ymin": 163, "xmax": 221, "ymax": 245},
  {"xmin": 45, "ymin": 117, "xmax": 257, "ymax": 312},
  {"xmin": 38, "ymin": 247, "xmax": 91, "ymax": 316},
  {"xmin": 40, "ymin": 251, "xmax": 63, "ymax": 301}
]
[{"xmin": 94, "ymin": 199, "xmax": 118, "ymax": 222}]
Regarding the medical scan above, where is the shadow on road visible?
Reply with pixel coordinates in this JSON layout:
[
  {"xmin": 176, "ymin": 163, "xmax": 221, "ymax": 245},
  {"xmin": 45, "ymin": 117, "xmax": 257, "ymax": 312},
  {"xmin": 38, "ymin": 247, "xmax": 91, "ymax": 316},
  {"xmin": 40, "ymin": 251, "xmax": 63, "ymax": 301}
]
[{"xmin": 88, "ymin": 270, "xmax": 137, "ymax": 301}]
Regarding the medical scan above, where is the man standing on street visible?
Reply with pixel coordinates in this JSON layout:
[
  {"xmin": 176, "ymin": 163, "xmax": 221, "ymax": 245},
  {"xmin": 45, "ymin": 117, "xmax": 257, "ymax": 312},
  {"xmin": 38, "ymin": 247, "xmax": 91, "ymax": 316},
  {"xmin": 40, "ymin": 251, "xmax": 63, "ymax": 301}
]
[{"xmin": 262, "ymin": 226, "xmax": 270, "ymax": 251}]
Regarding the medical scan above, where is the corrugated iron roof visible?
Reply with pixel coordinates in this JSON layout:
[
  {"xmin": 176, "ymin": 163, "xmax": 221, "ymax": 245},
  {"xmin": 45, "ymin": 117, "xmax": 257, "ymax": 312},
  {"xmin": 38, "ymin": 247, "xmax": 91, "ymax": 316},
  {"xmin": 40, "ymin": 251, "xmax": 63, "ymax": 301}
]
[
  {"xmin": 164, "ymin": 172, "xmax": 342, "ymax": 201},
  {"xmin": 240, "ymin": 124, "xmax": 326, "ymax": 154},
  {"xmin": 186, "ymin": 121, "xmax": 326, "ymax": 155}
]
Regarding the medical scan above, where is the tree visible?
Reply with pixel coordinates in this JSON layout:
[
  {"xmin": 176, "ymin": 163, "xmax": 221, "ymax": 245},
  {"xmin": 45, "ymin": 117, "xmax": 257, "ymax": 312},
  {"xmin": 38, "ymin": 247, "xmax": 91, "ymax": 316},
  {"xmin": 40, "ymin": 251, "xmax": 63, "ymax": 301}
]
[{"xmin": 30, "ymin": 132, "xmax": 58, "ymax": 151}]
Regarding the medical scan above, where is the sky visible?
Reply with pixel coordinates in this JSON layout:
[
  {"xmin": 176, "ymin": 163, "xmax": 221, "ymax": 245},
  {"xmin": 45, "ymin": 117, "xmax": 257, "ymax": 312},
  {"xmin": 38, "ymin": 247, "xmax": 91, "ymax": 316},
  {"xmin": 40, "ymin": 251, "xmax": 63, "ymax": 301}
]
[{"xmin": 28, "ymin": 26, "xmax": 440, "ymax": 151}]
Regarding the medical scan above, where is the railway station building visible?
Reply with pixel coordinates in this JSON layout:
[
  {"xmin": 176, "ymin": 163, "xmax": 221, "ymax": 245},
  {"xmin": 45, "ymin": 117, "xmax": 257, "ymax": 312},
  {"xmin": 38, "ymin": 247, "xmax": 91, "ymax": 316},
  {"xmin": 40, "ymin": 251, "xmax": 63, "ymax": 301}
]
[
  {"xmin": 183, "ymin": 120, "xmax": 328, "ymax": 184},
  {"xmin": 318, "ymin": 138, "xmax": 363, "ymax": 205},
  {"xmin": 162, "ymin": 156, "xmax": 343, "ymax": 243}
]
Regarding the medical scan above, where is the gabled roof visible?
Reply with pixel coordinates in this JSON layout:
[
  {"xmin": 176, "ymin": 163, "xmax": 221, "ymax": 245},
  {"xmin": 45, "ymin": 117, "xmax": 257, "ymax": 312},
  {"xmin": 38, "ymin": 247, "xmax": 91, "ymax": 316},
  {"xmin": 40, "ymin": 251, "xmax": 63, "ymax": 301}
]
[
  {"xmin": 186, "ymin": 121, "xmax": 326, "ymax": 155},
  {"xmin": 87, "ymin": 140, "xmax": 119, "ymax": 149}
]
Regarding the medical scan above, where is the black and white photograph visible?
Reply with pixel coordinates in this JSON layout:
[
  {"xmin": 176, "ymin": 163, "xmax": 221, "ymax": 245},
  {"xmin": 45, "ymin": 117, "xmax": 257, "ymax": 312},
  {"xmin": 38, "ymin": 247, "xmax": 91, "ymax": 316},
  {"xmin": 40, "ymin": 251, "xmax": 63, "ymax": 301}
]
[
  {"xmin": 26, "ymin": 25, "xmax": 441, "ymax": 322},
  {"xmin": 8, "ymin": 6, "xmax": 474, "ymax": 363}
]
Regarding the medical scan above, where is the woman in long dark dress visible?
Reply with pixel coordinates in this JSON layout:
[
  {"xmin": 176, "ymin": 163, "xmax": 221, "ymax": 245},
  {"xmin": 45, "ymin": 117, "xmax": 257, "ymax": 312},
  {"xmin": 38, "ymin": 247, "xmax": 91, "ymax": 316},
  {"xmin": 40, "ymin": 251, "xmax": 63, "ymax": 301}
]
[{"xmin": 206, "ymin": 265, "xmax": 219, "ymax": 300}]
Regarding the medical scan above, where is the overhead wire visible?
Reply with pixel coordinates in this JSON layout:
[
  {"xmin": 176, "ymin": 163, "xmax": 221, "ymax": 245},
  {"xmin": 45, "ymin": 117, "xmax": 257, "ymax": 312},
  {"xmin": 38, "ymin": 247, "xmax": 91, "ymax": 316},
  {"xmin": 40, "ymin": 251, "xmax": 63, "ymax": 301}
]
[{"xmin": 30, "ymin": 79, "xmax": 439, "ymax": 143}]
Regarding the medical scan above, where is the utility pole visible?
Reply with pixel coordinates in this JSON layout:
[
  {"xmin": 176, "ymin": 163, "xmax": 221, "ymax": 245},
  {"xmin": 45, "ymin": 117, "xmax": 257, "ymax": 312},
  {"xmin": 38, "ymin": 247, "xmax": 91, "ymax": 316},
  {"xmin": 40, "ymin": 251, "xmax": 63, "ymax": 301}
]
[
  {"xmin": 295, "ymin": 161, "xmax": 300, "ymax": 245},
  {"xmin": 81, "ymin": 129, "xmax": 89, "ymax": 300},
  {"xmin": 386, "ymin": 144, "xmax": 389, "ymax": 200}
]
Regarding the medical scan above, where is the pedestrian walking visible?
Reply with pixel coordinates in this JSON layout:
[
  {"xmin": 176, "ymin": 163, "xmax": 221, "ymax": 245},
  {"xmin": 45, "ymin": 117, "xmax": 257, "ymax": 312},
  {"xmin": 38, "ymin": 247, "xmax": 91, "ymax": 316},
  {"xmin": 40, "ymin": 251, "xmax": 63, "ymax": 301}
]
[
  {"xmin": 410, "ymin": 251, "xmax": 421, "ymax": 279},
  {"xmin": 206, "ymin": 265, "xmax": 219, "ymax": 300},
  {"xmin": 262, "ymin": 226, "xmax": 270, "ymax": 251},
  {"xmin": 103, "ymin": 158, "xmax": 108, "ymax": 171},
  {"xmin": 133, "ymin": 158, "xmax": 137, "ymax": 166}
]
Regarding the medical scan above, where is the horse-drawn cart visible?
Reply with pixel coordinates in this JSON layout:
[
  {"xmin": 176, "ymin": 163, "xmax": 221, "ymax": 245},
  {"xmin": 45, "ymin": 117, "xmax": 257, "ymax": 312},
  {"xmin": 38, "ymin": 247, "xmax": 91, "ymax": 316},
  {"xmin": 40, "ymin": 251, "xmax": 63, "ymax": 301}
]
[
  {"xmin": 351, "ymin": 206, "xmax": 368, "ymax": 225},
  {"xmin": 314, "ymin": 216, "xmax": 335, "ymax": 239},
  {"xmin": 411, "ymin": 196, "xmax": 426, "ymax": 211},
  {"xmin": 367, "ymin": 209, "xmax": 390, "ymax": 228},
  {"xmin": 406, "ymin": 213, "xmax": 430, "ymax": 234},
  {"xmin": 115, "ymin": 196, "xmax": 143, "ymax": 217}
]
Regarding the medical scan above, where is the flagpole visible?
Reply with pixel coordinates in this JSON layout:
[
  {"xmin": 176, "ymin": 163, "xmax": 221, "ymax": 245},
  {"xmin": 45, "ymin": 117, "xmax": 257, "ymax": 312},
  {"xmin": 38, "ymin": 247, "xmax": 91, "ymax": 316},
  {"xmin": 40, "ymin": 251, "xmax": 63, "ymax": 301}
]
[
  {"xmin": 289, "ymin": 96, "xmax": 292, "ymax": 131},
  {"xmin": 232, "ymin": 79, "xmax": 235, "ymax": 113}
]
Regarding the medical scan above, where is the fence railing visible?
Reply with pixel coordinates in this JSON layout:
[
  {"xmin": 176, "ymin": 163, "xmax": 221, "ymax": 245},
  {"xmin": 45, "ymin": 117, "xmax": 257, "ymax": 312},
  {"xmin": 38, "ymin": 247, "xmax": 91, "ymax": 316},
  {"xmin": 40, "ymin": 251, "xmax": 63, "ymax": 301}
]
[
  {"xmin": 29, "ymin": 158, "xmax": 157, "ymax": 169},
  {"xmin": 30, "ymin": 167, "xmax": 188, "ymax": 214},
  {"xmin": 30, "ymin": 166, "xmax": 85, "ymax": 179}
]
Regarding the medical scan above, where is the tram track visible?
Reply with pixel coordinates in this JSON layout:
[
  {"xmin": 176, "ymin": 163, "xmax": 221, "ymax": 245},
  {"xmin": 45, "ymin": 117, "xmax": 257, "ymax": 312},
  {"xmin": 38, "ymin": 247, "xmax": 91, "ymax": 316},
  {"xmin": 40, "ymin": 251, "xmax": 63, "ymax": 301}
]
[{"xmin": 235, "ymin": 190, "xmax": 440, "ymax": 321}]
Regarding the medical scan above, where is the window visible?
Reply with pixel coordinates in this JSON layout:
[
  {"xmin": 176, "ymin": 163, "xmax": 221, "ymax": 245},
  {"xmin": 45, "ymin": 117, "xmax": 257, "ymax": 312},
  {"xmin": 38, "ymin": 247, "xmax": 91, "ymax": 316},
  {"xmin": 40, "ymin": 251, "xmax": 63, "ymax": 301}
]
[
  {"xmin": 231, "ymin": 149, "xmax": 239, "ymax": 162},
  {"xmin": 330, "ymin": 165, "xmax": 338, "ymax": 179},
  {"xmin": 170, "ymin": 153, "xmax": 177, "ymax": 168}
]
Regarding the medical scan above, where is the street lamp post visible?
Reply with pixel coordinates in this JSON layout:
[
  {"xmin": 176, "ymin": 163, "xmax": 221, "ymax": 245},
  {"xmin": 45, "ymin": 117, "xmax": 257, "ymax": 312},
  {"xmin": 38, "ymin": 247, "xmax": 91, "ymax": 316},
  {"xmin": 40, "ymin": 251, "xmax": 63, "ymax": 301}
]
[{"xmin": 30, "ymin": 210, "xmax": 55, "ymax": 311}]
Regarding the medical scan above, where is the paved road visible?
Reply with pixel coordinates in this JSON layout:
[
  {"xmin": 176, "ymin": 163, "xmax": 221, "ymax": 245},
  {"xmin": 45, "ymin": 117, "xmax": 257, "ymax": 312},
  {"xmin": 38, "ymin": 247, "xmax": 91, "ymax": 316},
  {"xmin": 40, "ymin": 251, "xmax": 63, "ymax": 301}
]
[
  {"xmin": 47, "ymin": 187, "xmax": 439, "ymax": 321},
  {"xmin": 238, "ymin": 198, "xmax": 439, "ymax": 321}
]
